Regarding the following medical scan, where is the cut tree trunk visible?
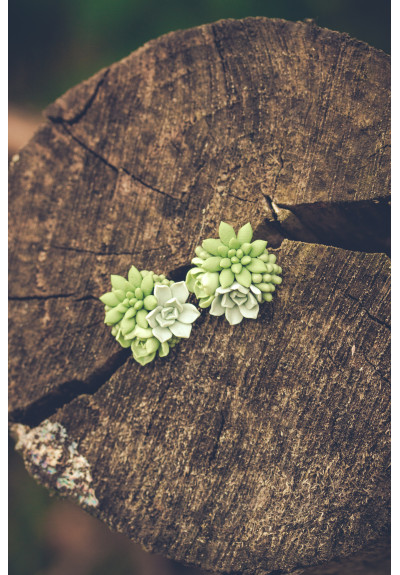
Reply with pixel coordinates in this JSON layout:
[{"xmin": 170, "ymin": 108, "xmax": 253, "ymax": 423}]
[{"xmin": 9, "ymin": 17, "xmax": 390, "ymax": 575}]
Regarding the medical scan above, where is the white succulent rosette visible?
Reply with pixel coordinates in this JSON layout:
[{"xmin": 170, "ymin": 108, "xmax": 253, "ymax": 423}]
[
  {"xmin": 146, "ymin": 281, "xmax": 200, "ymax": 343},
  {"xmin": 209, "ymin": 281, "xmax": 262, "ymax": 325}
]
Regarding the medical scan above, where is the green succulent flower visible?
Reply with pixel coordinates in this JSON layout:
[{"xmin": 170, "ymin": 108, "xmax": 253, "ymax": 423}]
[
  {"xmin": 186, "ymin": 221, "xmax": 282, "ymax": 310},
  {"xmin": 100, "ymin": 267, "xmax": 183, "ymax": 365}
]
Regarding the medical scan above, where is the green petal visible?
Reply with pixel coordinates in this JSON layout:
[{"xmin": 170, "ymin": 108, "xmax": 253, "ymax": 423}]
[
  {"xmin": 235, "ymin": 268, "xmax": 252, "ymax": 288},
  {"xmin": 141, "ymin": 274, "xmax": 154, "ymax": 297},
  {"xmin": 199, "ymin": 294, "xmax": 215, "ymax": 308},
  {"xmin": 219, "ymin": 221, "xmax": 236, "ymax": 246},
  {"xmin": 120, "ymin": 317, "xmax": 136, "ymax": 334},
  {"xmin": 136, "ymin": 309, "xmax": 149, "ymax": 328},
  {"xmin": 116, "ymin": 331, "xmax": 132, "ymax": 348},
  {"xmin": 202, "ymin": 238, "xmax": 223, "ymax": 256},
  {"xmin": 100, "ymin": 292, "xmax": 120, "ymax": 307},
  {"xmin": 220, "ymin": 268, "xmax": 235, "ymax": 288},
  {"xmin": 250, "ymin": 240, "xmax": 268, "ymax": 257},
  {"xmin": 113, "ymin": 289, "xmax": 126, "ymax": 302},
  {"xmin": 111, "ymin": 275, "xmax": 131, "ymax": 292},
  {"xmin": 104, "ymin": 308, "xmax": 123, "ymax": 325},
  {"xmin": 202, "ymin": 257, "xmax": 222, "ymax": 272},
  {"xmin": 246, "ymin": 258, "xmax": 267, "ymax": 273},
  {"xmin": 146, "ymin": 337, "xmax": 160, "ymax": 354},
  {"xmin": 134, "ymin": 352, "xmax": 157, "ymax": 366},
  {"xmin": 159, "ymin": 341, "xmax": 170, "ymax": 357},
  {"xmin": 128, "ymin": 266, "xmax": 142, "ymax": 288},
  {"xmin": 201, "ymin": 272, "xmax": 220, "ymax": 295},
  {"xmin": 228, "ymin": 237, "xmax": 241, "ymax": 249},
  {"xmin": 237, "ymin": 222, "xmax": 253, "ymax": 244},
  {"xmin": 185, "ymin": 269, "xmax": 198, "ymax": 292}
]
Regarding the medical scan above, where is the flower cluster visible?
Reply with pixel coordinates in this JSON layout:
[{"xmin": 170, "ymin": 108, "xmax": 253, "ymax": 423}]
[
  {"xmin": 100, "ymin": 267, "xmax": 200, "ymax": 365},
  {"xmin": 186, "ymin": 222, "xmax": 282, "ymax": 324}
]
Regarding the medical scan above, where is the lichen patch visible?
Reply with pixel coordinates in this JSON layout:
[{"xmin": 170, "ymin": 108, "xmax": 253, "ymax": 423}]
[{"xmin": 12, "ymin": 419, "xmax": 99, "ymax": 507}]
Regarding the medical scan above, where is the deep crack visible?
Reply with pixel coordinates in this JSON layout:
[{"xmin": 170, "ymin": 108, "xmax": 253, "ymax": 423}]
[{"xmin": 9, "ymin": 348, "xmax": 131, "ymax": 427}]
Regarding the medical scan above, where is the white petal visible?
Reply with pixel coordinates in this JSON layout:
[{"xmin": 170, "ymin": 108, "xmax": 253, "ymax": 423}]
[
  {"xmin": 235, "ymin": 283, "xmax": 249, "ymax": 294},
  {"xmin": 154, "ymin": 285, "xmax": 172, "ymax": 305},
  {"xmin": 221, "ymin": 293, "xmax": 235, "ymax": 308},
  {"xmin": 210, "ymin": 296, "xmax": 225, "ymax": 316},
  {"xmin": 169, "ymin": 320, "xmax": 192, "ymax": 338},
  {"xmin": 165, "ymin": 297, "xmax": 183, "ymax": 313},
  {"xmin": 245, "ymin": 293, "xmax": 258, "ymax": 308},
  {"xmin": 225, "ymin": 306, "xmax": 243, "ymax": 325},
  {"xmin": 239, "ymin": 303, "xmax": 259, "ymax": 319},
  {"xmin": 146, "ymin": 306, "xmax": 163, "ymax": 328},
  {"xmin": 152, "ymin": 325, "xmax": 173, "ymax": 343},
  {"xmin": 216, "ymin": 281, "xmax": 241, "ymax": 294},
  {"xmin": 178, "ymin": 303, "xmax": 201, "ymax": 324},
  {"xmin": 250, "ymin": 284, "xmax": 262, "ymax": 296},
  {"xmin": 171, "ymin": 281, "xmax": 189, "ymax": 303}
]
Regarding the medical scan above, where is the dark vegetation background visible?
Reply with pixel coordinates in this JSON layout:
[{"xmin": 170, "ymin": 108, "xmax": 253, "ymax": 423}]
[{"xmin": 9, "ymin": 1, "xmax": 390, "ymax": 574}]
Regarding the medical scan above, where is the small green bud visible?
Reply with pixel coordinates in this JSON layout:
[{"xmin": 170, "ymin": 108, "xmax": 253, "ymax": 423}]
[
  {"xmin": 257, "ymin": 283, "xmax": 273, "ymax": 292},
  {"xmin": 263, "ymin": 274, "xmax": 272, "ymax": 282},
  {"xmin": 135, "ymin": 287, "xmax": 143, "ymax": 299},
  {"xmin": 126, "ymin": 291, "xmax": 134, "ymax": 298},
  {"xmin": 236, "ymin": 249, "xmax": 244, "ymax": 259},
  {"xmin": 140, "ymin": 270, "xmax": 150, "ymax": 277},
  {"xmin": 115, "ymin": 303, "xmax": 128, "ymax": 313},
  {"xmin": 241, "ymin": 242, "xmax": 252, "ymax": 255},
  {"xmin": 217, "ymin": 245, "xmax": 229, "ymax": 257},
  {"xmin": 265, "ymin": 263, "xmax": 274, "ymax": 273},
  {"xmin": 228, "ymin": 249, "xmax": 236, "ymax": 258},
  {"xmin": 241, "ymin": 255, "xmax": 251, "ymax": 266},
  {"xmin": 134, "ymin": 300, "xmax": 144, "ymax": 310},
  {"xmin": 268, "ymin": 254, "xmax": 277, "ymax": 264},
  {"xmin": 272, "ymin": 275, "xmax": 282, "ymax": 284},
  {"xmin": 123, "ymin": 298, "xmax": 129, "ymax": 306},
  {"xmin": 230, "ymin": 256, "xmax": 239, "ymax": 264},
  {"xmin": 220, "ymin": 258, "xmax": 232, "ymax": 269},
  {"xmin": 143, "ymin": 295, "xmax": 158, "ymax": 311},
  {"xmin": 259, "ymin": 253, "xmax": 269, "ymax": 262},
  {"xmin": 231, "ymin": 263, "xmax": 242, "ymax": 274},
  {"xmin": 129, "ymin": 298, "xmax": 137, "ymax": 306},
  {"xmin": 263, "ymin": 293, "xmax": 273, "ymax": 302},
  {"xmin": 252, "ymin": 273, "xmax": 263, "ymax": 284},
  {"xmin": 229, "ymin": 237, "xmax": 241, "ymax": 249}
]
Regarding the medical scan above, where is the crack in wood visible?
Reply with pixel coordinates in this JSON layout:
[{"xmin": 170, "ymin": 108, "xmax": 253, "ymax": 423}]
[
  {"xmin": 47, "ymin": 68, "xmax": 111, "ymax": 126},
  {"xmin": 48, "ymin": 119, "xmax": 183, "ymax": 203},
  {"xmin": 9, "ymin": 348, "xmax": 131, "ymax": 427}
]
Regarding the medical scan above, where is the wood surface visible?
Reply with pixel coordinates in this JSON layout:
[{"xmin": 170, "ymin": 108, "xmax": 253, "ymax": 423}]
[{"xmin": 9, "ymin": 17, "xmax": 390, "ymax": 574}]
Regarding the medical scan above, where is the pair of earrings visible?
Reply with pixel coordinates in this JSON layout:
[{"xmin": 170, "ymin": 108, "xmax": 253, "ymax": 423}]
[{"xmin": 100, "ymin": 222, "xmax": 282, "ymax": 365}]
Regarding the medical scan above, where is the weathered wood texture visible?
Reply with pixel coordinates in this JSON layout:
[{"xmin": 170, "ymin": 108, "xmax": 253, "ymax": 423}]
[{"xmin": 9, "ymin": 17, "xmax": 390, "ymax": 575}]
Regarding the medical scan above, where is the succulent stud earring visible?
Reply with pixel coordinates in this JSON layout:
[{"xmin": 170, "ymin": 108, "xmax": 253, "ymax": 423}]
[
  {"xmin": 186, "ymin": 222, "xmax": 282, "ymax": 325},
  {"xmin": 100, "ymin": 267, "xmax": 200, "ymax": 365}
]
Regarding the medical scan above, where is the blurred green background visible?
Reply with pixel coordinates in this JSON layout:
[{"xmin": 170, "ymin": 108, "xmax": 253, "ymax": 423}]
[
  {"xmin": 9, "ymin": 2, "xmax": 390, "ymax": 574},
  {"xmin": 9, "ymin": 0, "xmax": 390, "ymax": 109}
]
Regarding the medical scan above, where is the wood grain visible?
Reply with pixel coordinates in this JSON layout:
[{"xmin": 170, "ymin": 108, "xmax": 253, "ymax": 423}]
[{"xmin": 9, "ymin": 17, "xmax": 390, "ymax": 574}]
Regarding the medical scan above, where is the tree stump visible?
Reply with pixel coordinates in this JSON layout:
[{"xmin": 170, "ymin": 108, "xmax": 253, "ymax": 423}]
[{"xmin": 9, "ymin": 17, "xmax": 390, "ymax": 575}]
